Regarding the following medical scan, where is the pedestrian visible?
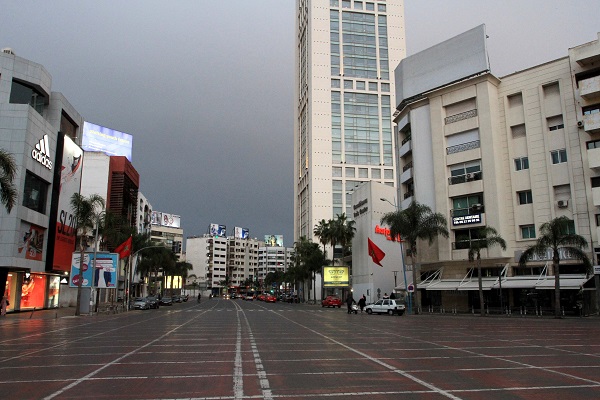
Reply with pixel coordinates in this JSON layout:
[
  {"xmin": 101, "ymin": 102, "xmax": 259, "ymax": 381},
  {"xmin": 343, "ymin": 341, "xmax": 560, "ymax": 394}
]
[
  {"xmin": 197, "ymin": 292, "xmax": 202, "ymax": 303},
  {"xmin": 383, "ymin": 292, "xmax": 389, "ymax": 299},
  {"xmin": 1, "ymin": 295, "xmax": 8, "ymax": 316},
  {"xmin": 390, "ymin": 292, "xmax": 396, "ymax": 299},
  {"xmin": 358, "ymin": 295, "xmax": 366, "ymax": 313},
  {"xmin": 346, "ymin": 292, "xmax": 356, "ymax": 314}
]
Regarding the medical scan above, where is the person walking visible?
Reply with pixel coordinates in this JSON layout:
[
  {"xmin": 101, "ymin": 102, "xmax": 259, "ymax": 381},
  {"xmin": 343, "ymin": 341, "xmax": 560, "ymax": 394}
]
[
  {"xmin": 346, "ymin": 292, "xmax": 356, "ymax": 314},
  {"xmin": 197, "ymin": 292, "xmax": 202, "ymax": 303},
  {"xmin": 358, "ymin": 295, "xmax": 366, "ymax": 313},
  {"xmin": 1, "ymin": 295, "xmax": 8, "ymax": 316}
]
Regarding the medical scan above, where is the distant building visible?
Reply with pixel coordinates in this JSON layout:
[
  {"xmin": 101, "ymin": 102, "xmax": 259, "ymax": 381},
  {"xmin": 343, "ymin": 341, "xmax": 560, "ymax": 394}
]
[{"xmin": 257, "ymin": 245, "xmax": 294, "ymax": 283}]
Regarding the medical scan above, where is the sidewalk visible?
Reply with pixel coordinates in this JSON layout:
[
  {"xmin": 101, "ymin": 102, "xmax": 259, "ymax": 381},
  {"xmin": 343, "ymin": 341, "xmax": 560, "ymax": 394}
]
[{"xmin": 2, "ymin": 307, "xmax": 86, "ymax": 320}]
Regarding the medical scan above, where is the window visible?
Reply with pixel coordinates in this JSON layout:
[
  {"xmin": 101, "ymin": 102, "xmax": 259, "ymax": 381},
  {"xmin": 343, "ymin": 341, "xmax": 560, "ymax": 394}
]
[
  {"xmin": 521, "ymin": 225, "xmax": 536, "ymax": 239},
  {"xmin": 518, "ymin": 190, "xmax": 533, "ymax": 205},
  {"xmin": 583, "ymin": 104, "xmax": 600, "ymax": 115},
  {"xmin": 342, "ymin": 0, "xmax": 351, "ymax": 8},
  {"xmin": 449, "ymin": 161, "xmax": 481, "ymax": 184},
  {"xmin": 551, "ymin": 149, "xmax": 567, "ymax": 164},
  {"xmin": 366, "ymin": 2, "xmax": 374, "ymax": 11},
  {"xmin": 595, "ymin": 214, "xmax": 600, "ymax": 227},
  {"xmin": 369, "ymin": 82, "xmax": 378, "ymax": 91},
  {"xmin": 378, "ymin": 4, "xmax": 386, "ymax": 12},
  {"xmin": 452, "ymin": 194, "xmax": 483, "ymax": 217},
  {"xmin": 330, "ymin": 0, "xmax": 339, "ymax": 6},
  {"xmin": 331, "ymin": 79, "xmax": 340, "ymax": 88},
  {"xmin": 511, "ymin": 124, "xmax": 526, "ymax": 138},
  {"xmin": 384, "ymin": 169, "xmax": 393, "ymax": 179},
  {"xmin": 514, "ymin": 157, "xmax": 529, "ymax": 171},
  {"xmin": 381, "ymin": 83, "xmax": 390, "ymax": 92},
  {"xmin": 354, "ymin": 1, "xmax": 363, "ymax": 10},
  {"xmin": 547, "ymin": 115, "xmax": 564, "ymax": 131},
  {"xmin": 592, "ymin": 177, "xmax": 600, "ymax": 188},
  {"xmin": 588, "ymin": 140, "xmax": 600, "ymax": 149},
  {"xmin": 345, "ymin": 167, "xmax": 355, "ymax": 178},
  {"xmin": 332, "ymin": 167, "xmax": 342, "ymax": 177},
  {"xmin": 454, "ymin": 228, "xmax": 484, "ymax": 250},
  {"xmin": 358, "ymin": 168, "xmax": 368, "ymax": 178},
  {"xmin": 564, "ymin": 220, "xmax": 576, "ymax": 235},
  {"xmin": 356, "ymin": 81, "xmax": 365, "ymax": 90},
  {"xmin": 9, "ymin": 80, "xmax": 45, "ymax": 115},
  {"xmin": 371, "ymin": 168, "xmax": 381, "ymax": 179},
  {"xmin": 344, "ymin": 80, "xmax": 353, "ymax": 89},
  {"xmin": 23, "ymin": 171, "xmax": 49, "ymax": 213}
]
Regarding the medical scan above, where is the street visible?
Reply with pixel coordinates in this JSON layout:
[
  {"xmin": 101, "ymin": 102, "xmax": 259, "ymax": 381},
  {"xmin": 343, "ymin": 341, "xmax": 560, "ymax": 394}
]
[{"xmin": 1, "ymin": 298, "xmax": 600, "ymax": 399}]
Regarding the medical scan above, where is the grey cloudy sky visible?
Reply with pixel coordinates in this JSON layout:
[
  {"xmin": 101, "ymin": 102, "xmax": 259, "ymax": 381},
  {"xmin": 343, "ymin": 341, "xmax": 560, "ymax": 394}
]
[{"xmin": 1, "ymin": 1, "xmax": 598, "ymax": 247}]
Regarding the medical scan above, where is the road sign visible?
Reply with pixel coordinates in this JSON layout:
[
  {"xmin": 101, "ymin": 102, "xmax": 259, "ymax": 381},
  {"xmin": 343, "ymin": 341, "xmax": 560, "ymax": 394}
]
[{"xmin": 407, "ymin": 284, "xmax": 414, "ymax": 293}]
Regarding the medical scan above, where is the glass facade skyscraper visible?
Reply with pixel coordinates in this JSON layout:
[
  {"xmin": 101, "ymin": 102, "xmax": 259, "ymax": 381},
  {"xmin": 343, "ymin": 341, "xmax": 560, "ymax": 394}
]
[{"xmin": 294, "ymin": 0, "xmax": 405, "ymax": 241}]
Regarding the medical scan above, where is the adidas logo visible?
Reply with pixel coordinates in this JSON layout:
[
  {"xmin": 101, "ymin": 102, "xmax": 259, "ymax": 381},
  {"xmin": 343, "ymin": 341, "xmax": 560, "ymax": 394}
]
[{"xmin": 31, "ymin": 134, "xmax": 53, "ymax": 169}]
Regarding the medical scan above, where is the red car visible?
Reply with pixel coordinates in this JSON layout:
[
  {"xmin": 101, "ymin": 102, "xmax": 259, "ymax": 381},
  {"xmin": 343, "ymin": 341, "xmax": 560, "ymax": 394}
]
[
  {"xmin": 322, "ymin": 295, "xmax": 342, "ymax": 308},
  {"xmin": 265, "ymin": 294, "xmax": 277, "ymax": 303}
]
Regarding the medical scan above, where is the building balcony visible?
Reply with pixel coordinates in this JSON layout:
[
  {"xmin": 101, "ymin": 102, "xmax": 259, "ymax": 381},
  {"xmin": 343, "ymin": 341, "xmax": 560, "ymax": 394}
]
[
  {"xmin": 445, "ymin": 109, "xmax": 477, "ymax": 125},
  {"xmin": 583, "ymin": 113, "xmax": 600, "ymax": 134},
  {"xmin": 588, "ymin": 147, "xmax": 600, "ymax": 169},
  {"xmin": 447, "ymin": 140, "xmax": 480, "ymax": 155},
  {"xmin": 593, "ymin": 187, "xmax": 600, "ymax": 206},
  {"xmin": 580, "ymin": 76, "xmax": 600, "ymax": 100},
  {"xmin": 399, "ymin": 135, "xmax": 412, "ymax": 158},
  {"xmin": 448, "ymin": 171, "xmax": 482, "ymax": 185},
  {"xmin": 400, "ymin": 161, "xmax": 413, "ymax": 184}
]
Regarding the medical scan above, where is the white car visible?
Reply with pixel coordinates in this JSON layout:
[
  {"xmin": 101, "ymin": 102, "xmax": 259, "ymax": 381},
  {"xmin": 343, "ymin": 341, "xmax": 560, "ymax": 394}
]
[
  {"xmin": 133, "ymin": 297, "xmax": 150, "ymax": 310},
  {"xmin": 365, "ymin": 299, "xmax": 405, "ymax": 315}
]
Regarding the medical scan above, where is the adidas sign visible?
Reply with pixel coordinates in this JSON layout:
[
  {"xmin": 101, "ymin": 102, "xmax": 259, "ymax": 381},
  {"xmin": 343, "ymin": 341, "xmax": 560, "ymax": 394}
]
[{"xmin": 31, "ymin": 134, "xmax": 53, "ymax": 170}]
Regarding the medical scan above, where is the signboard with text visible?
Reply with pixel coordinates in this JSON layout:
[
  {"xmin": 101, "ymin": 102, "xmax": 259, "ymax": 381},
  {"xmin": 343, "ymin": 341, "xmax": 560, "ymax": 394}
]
[{"xmin": 323, "ymin": 266, "xmax": 349, "ymax": 287}]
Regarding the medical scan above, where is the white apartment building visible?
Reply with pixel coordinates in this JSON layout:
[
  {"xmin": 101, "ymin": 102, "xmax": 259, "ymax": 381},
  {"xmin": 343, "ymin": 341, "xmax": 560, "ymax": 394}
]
[
  {"xmin": 257, "ymin": 245, "xmax": 294, "ymax": 283},
  {"xmin": 227, "ymin": 236, "xmax": 261, "ymax": 288},
  {"xmin": 185, "ymin": 235, "xmax": 227, "ymax": 295},
  {"xmin": 137, "ymin": 192, "xmax": 152, "ymax": 236},
  {"xmin": 391, "ymin": 27, "xmax": 600, "ymax": 314},
  {"xmin": 150, "ymin": 211, "xmax": 183, "ymax": 259},
  {"xmin": 294, "ymin": 0, "xmax": 406, "ymax": 242}
]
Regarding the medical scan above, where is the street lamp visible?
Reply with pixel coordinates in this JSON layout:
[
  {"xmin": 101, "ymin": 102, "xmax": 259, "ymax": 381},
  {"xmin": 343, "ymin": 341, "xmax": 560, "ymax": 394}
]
[{"xmin": 380, "ymin": 197, "xmax": 412, "ymax": 315}]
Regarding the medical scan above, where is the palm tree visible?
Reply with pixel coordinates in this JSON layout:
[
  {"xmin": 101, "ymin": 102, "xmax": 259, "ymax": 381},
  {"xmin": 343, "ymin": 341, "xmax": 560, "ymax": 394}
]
[
  {"xmin": 380, "ymin": 201, "xmax": 449, "ymax": 314},
  {"xmin": 71, "ymin": 193, "xmax": 105, "ymax": 316},
  {"xmin": 336, "ymin": 213, "xmax": 356, "ymax": 260},
  {"xmin": 0, "ymin": 148, "xmax": 18, "ymax": 213},
  {"xmin": 175, "ymin": 261, "xmax": 193, "ymax": 294},
  {"xmin": 313, "ymin": 219, "xmax": 331, "ymax": 255},
  {"xmin": 519, "ymin": 216, "xmax": 592, "ymax": 318},
  {"xmin": 219, "ymin": 275, "xmax": 232, "ymax": 296},
  {"xmin": 467, "ymin": 226, "xmax": 507, "ymax": 316}
]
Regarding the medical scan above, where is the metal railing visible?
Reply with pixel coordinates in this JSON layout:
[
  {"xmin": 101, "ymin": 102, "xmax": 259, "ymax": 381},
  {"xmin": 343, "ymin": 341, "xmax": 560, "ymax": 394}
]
[
  {"xmin": 447, "ymin": 140, "xmax": 480, "ymax": 155},
  {"xmin": 445, "ymin": 109, "xmax": 477, "ymax": 124}
]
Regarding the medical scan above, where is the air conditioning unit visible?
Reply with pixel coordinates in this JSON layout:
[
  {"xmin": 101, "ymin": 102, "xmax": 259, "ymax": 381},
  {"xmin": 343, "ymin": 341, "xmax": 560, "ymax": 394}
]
[
  {"xmin": 557, "ymin": 200, "xmax": 568, "ymax": 208},
  {"xmin": 466, "ymin": 173, "xmax": 475, "ymax": 181},
  {"xmin": 471, "ymin": 203, "xmax": 483, "ymax": 212}
]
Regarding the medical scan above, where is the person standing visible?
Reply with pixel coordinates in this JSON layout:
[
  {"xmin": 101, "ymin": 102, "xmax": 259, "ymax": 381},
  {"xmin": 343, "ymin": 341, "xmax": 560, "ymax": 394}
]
[
  {"xmin": 346, "ymin": 292, "xmax": 356, "ymax": 314},
  {"xmin": 358, "ymin": 295, "xmax": 366, "ymax": 313}
]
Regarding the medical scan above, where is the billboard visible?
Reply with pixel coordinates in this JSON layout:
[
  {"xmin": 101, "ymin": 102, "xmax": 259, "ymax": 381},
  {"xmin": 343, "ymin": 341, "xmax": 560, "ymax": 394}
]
[
  {"xmin": 151, "ymin": 211, "xmax": 181, "ymax": 228},
  {"xmin": 323, "ymin": 266, "xmax": 350, "ymax": 287},
  {"xmin": 17, "ymin": 222, "xmax": 45, "ymax": 261},
  {"xmin": 70, "ymin": 252, "xmax": 118, "ymax": 288},
  {"xmin": 82, "ymin": 121, "xmax": 133, "ymax": 161},
  {"xmin": 210, "ymin": 223, "xmax": 226, "ymax": 237},
  {"xmin": 265, "ymin": 235, "xmax": 283, "ymax": 247},
  {"xmin": 52, "ymin": 135, "xmax": 83, "ymax": 271},
  {"xmin": 235, "ymin": 227, "xmax": 249, "ymax": 239},
  {"xmin": 395, "ymin": 24, "xmax": 489, "ymax": 103}
]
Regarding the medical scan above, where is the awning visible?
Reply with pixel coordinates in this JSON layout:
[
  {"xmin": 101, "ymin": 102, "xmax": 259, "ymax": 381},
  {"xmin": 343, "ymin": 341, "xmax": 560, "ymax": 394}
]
[
  {"xmin": 492, "ymin": 277, "xmax": 542, "ymax": 289},
  {"xmin": 423, "ymin": 277, "xmax": 497, "ymax": 291},
  {"xmin": 535, "ymin": 275, "xmax": 592, "ymax": 290}
]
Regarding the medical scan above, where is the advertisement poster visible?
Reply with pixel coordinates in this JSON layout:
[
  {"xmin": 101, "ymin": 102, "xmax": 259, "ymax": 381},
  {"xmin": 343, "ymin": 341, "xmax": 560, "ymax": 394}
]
[
  {"xmin": 323, "ymin": 266, "xmax": 350, "ymax": 287},
  {"xmin": 235, "ymin": 227, "xmax": 249, "ymax": 239},
  {"xmin": 17, "ymin": 222, "xmax": 45, "ymax": 261},
  {"xmin": 82, "ymin": 121, "xmax": 133, "ymax": 161},
  {"xmin": 20, "ymin": 273, "xmax": 47, "ymax": 309},
  {"xmin": 69, "ymin": 253, "xmax": 118, "ymax": 288},
  {"xmin": 265, "ymin": 235, "xmax": 283, "ymax": 247},
  {"xmin": 210, "ymin": 223, "xmax": 226, "ymax": 237},
  {"xmin": 52, "ymin": 135, "xmax": 83, "ymax": 272}
]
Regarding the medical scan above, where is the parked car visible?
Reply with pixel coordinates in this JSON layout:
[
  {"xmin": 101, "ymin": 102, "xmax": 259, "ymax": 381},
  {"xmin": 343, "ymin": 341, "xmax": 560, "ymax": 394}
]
[
  {"xmin": 181, "ymin": 294, "xmax": 189, "ymax": 302},
  {"xmin": 322, "ymin": 295, "xmax": 342, "ymax": 308},
  {"xmin": 365, "ymin": 299, "xmax": 405, "ymax": 315},
  {"xmin": 133, "ymin": 297, "xmax": 150, "ymax": 310},
  {"xmin": 265, "ymin": 294, "xmax": 277, "ymax": 303},
  {"xmin": 145, "ymin": 296, "xmax": 160, "ymax": 309},
  {"xmin": 160, "ymin": 297, "xmax": 173, "ymax": 306},
  {"xmin": 172, "ymin": 295, "xmax": 182, "ymax": 303}
]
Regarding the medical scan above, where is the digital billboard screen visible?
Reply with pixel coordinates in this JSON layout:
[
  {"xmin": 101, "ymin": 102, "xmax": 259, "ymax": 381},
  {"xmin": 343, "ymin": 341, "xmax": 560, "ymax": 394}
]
[
  {"xmin": 210, "ymin": 223, "xmax": 226, "ymax": 237},
  {"xmin": 265, "ymin": 235, "xmax": 283, "ymax": 247},
  {"xmin": 235, "ymin": 227, "xmax": 249, "ymax": 239},
  {"xmin": 82, "ymin": 121, "xmax": 133, "ymax": 161}
]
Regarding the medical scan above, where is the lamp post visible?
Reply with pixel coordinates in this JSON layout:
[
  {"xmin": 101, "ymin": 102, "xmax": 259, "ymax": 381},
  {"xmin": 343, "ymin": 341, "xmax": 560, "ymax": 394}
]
[{"xmin": 380, "ymin": 197, "xmax": 412, "ymax": 315}]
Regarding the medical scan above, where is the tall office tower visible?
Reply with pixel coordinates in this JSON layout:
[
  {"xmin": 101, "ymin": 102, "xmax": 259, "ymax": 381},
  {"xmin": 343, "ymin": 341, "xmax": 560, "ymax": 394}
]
[{"xmin": 294, "ymin": 0, "xmax": 406, "ymax": 241}]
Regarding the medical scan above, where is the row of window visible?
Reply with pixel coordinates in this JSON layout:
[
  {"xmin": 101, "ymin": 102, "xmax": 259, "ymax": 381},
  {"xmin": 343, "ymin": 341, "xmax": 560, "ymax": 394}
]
[
  {"xmin": 332, "ymin": 79, "xmax": 390, "ymax": 92},
  {"xmin": 454, "ymin": 220, "xmax": 575, "ymax": 245},
  {"xmin": 331, "ymin": 0, "xmax": 386, "ymax": 12}
]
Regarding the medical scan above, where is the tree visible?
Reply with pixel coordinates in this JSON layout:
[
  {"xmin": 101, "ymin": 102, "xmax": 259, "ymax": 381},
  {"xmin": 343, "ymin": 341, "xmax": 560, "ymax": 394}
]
[
  {"xmin": 380, "ymin": 201, "xmax": 449, "ymax": 314},
  {"xmin": 292, "ymin": 236, "xmax": 326, "ymax": 303},
  {"xmin": 136, "ymin": 245, "xmax": 174, "ymax": 295},
  {"xmin": 519, "ymin": 216, "xmax": 592, "ymax": 318},
  {"xmin": 0, "ymin": 148, "xmax": 17, "ymax": 213},
  {"xmin": 467, "ymin": 226, "xmax": 507, "ymax": 316},
  {"xmin": 71, "ymin": 193, "xmax": 105, "ymax": 316},
  {"xmin": 218, "ymin": 275, "xmax": 232, "ymax": 296},
  {"xmin": 175, "ymin": 261, "xmax": 193, "ymax": 293},
  {"xmin": 313, "ymin": 219, "xmax": 331, "ymax": 255}
]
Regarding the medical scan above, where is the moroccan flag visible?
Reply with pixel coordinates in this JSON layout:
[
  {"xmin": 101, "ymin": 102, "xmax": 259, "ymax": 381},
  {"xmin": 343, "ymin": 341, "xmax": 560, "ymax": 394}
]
[
  {"xmin": 368, "ymin": 237, "xmax": 385, "ymax": 267},
  {"xmin": 114, "ymin": 236, "xmax": 132, "ymax": 259}
]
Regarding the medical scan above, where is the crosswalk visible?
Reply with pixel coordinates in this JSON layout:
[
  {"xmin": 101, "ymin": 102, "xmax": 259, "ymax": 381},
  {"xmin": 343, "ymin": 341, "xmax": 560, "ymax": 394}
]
[{"xmin": 186, "ymin": 308, "xmax": 340, "ymax": 313}]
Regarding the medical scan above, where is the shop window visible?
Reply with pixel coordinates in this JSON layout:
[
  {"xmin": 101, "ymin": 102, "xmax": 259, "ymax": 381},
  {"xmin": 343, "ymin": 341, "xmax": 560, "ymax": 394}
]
[{"xmin": 23, "ymin": 171, "xmax": 49, "ymax": 214}]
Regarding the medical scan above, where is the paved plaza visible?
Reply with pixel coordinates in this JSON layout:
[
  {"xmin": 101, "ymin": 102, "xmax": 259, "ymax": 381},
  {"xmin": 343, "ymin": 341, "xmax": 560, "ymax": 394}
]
[{"xmin": 1, "ymin": 299, "xmax": 600, "ymax": 399}]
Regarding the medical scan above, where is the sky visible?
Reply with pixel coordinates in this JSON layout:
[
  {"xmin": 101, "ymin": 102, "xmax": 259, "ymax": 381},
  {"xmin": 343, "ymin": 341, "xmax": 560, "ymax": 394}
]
[{"xmin": 1, "ymin": 1, "xmax": 599, "ymax": 248}]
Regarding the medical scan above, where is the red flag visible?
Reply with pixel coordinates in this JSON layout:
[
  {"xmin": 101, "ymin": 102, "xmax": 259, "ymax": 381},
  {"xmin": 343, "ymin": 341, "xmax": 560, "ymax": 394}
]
[
  {"xmin": 115, "ymin": 236, "xmax": 132, "ymax": 259},
  {"xmin": 368, "ymin": 238, "xmax": 385, "ymax": 267}
]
